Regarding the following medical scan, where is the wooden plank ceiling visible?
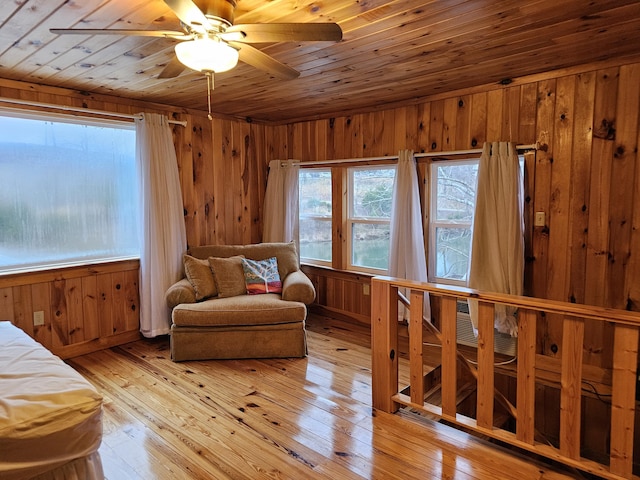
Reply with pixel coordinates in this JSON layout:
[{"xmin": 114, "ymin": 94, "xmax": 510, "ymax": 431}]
[{"xmin": 1, "ymin": 0, "xmax": 640, "ymax": 123}]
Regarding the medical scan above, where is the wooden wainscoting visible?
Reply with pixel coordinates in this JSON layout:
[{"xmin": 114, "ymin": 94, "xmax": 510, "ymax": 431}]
[
  {"xmin": 302, "ymin": 264, "xmax": 372, "ymax": 324},
  {"xmin": 0, "ymin": 260, "xmax": 140, "ymax": 359}
]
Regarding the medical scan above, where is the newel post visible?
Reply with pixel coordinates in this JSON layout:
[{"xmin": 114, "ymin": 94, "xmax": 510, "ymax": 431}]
[{"xmin": 371, "ymin": 278, "xmax": 399, "ymax": 413}]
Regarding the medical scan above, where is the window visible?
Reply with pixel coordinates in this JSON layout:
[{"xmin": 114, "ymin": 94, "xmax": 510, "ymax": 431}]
[
  {"xmin": 0, "ymin": 111, "xmax": 138, "ymax": 273},
  {"xmin": 429, "ymin": 160, "xmax": 478, "ymax": 285},
  {"xmin": 299, "ymin": 168, "xmax": 332, "ymax": 265},
  {"xmin": 347, "ymin": 166, "xmax": 396, "ymax": 272}
]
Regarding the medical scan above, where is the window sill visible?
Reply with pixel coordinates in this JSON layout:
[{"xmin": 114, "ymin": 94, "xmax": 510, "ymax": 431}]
[
  {"xmin": 300, "ymin": 263, "xmax": 377, "ymax": 281},
  {"xmin": 0, "ymin": 257, "xmax": 140, "ymax": 288}
]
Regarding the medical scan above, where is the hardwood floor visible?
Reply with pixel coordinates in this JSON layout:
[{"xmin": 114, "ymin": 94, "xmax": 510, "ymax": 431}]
[{"xmin": 68, "ymin": 313, "xmax": 582, "ymax": 480}]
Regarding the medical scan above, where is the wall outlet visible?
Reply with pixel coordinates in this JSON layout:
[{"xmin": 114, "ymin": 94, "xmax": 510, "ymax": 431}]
[
  {"xmin": 363, "ymin": 284, "xmax": 370, "ymax": 295},
  {"xmin": 33, "ymin": 311, "xmax": 45, "ymax": 326}
]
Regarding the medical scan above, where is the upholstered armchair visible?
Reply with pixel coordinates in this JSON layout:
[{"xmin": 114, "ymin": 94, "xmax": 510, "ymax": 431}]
[{"xmin": 165, "ymin": 241, "xmax": 315, "ymax": 361}]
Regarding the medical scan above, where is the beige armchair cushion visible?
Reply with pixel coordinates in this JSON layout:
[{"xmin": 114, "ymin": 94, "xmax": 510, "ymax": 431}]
[
  {"xmin": 209, "ymin": 255, "xmax": 246, "ymax": 298},
  {"xmin": 172, "ymin": 294, "xmax": 306, "ymax": 327},
  {"xmin": 183, "ymin": 254, "xmax": 217, "ymax": 301}
]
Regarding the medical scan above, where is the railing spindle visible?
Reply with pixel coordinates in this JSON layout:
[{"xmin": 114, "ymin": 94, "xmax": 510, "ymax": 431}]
[
  {"xmin": 610, "ymin": 324, "xmax": 639, "ymax": 477},
  {"xmin": 516, "ymin": 308, "xmax": 536, "ymax": 444},
  {"xmin": 409, "ymin": 289, "xmax": 425, "ymax": 405},
  {"xmin": 477, "ymin": 300, "xmax": 495, "ymax": 430},
  {"xmin": 441, "ymin": 296, "xmax": 458, "ymax": 419},
  {"xmin": 559, "ymin": 315, "xmax": 585, "ymax": 460}
]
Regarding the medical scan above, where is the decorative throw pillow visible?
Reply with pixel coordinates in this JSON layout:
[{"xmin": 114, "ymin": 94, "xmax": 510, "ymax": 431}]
[
  {"xmin": 183, "ymin": 254, "xmax": 217, "ymax": 301},
  {"xmin": 208, "ymin": 255, "xmax": 247, "ymax": 298},
  {"xmin": 241, "ymin": 257, "xmax": 282, "ymax": 295}
]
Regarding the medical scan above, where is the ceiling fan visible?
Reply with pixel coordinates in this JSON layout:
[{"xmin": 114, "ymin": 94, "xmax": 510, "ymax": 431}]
[{"xmin": 50, "ymin": 0, "xmax": 343, "ymax": 80}]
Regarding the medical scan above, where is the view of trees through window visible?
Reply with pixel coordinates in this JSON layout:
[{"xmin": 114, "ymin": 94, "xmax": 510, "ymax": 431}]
[
  {"xmin": 430, "ymin": 161, "xmax": 479, "ymax": 283},
  {"xmin": 0, "ymin": 112, "xmax": 138, "ymax": 272},
  {"xmin": 349, "ymin": 166, "xmax": 396, "ymax": 271},
  {"xmin": 299, "ymin": 169, "xmax": 332, "ymax": 263}
]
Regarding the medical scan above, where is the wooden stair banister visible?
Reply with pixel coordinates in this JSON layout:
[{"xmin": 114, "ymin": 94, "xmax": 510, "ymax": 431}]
[
  {"xmin": 372, "ymin": 276, "xmax": 640, "ymax": 480},
  {"xmin": 397, "ymin": 291, "xmax": 518, "ymax": 421}
]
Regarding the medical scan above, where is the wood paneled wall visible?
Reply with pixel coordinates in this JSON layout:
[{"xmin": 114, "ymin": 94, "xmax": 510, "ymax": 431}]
[
  {"xmin": 0, "ymin": 261, "xmax": 140, "ymax": 359},
  {"xmin": 1, "ymin": 59, "xmax": 639, "ymax": 363},
  {"xmin": 281, "ymin": 61, "xmax": 640, "ymax": 368},
  {"xmin": 0, "ymin": 78, "xmax": 268, "ymax": 356}
]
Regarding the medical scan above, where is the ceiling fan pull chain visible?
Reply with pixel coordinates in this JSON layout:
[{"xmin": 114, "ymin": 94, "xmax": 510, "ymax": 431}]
[{"xmin": 206, "ymin": 71, "xmax": 214, "ymax": 120}]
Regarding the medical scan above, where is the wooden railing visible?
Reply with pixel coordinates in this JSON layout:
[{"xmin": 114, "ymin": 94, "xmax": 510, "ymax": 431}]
[{"xmin": 371, "ymin": 276, "xmax": 640, "ymax": 480}]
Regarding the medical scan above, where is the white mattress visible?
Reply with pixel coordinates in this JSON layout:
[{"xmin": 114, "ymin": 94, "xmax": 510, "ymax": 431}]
[{"xmin": 0, "ymin": 321, "xmax": 104, "ymax": 480}]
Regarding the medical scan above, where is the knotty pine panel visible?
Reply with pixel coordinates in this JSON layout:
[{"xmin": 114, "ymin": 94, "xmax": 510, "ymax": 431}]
[
  {"xmin": 566, "ymin": 71, "xmax": 596, "ymax": 308},
  {"xmin": 607, "ymin": 64, "xmax": 640, "ymax": 309},
  {"xmin": 0, "ymin": 261, "xmax": 140, "ymax": 359},
  {"xmin": 287, "ymin": 60, "xmax": 640, "ymax": 372},
  {"xmin": 197, "ymin": 116, "xmax": 267, "ymax": 248}
]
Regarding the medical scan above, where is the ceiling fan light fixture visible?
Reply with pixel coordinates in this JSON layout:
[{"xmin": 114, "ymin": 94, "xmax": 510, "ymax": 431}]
[{"xmin": 174, "ymin": 36, "xmax": 238, "ymax": 73}]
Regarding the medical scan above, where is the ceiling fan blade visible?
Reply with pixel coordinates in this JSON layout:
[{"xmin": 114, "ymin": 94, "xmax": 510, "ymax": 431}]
[
  {"xmin": 228, "ymin": 42, "xmax": 299, "ymax": 79},
  {"xmin": 223, "ymin": 23, "xmax": 342, "ymax": 43},
  {"xmin": 49, "ymin": 28, "xmax": 191, "ymax": 40},
  {"xmin": 163, "ymin": 0, "xmax": 212, "ymax": 33},
  {"xmin": 158, "ymin": 55, "xmax": 187, "ymax": 79}
]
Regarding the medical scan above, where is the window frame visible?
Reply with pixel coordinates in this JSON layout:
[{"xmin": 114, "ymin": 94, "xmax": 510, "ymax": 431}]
[
  {"xmin": 346, "ymin": 164, "xmax": 396, "ymax": 274},
  {"xmin": 0, "ymin": 108, "xmax": 138, "ymax": 275}
]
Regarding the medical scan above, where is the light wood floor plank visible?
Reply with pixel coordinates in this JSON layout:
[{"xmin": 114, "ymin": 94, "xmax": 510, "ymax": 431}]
[{"xmin": 68, "ymin": 313, "xmax": 579, "ymax": 480}]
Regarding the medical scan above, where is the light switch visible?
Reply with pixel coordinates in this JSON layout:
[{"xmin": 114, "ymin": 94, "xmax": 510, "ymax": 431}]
[{"xmin": 534, "ymin": 212, "xmax": 545, "ymax": 227}]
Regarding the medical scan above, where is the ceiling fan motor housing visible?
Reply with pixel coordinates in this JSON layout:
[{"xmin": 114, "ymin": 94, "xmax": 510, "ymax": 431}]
[{"xmin": 193, "ymin": 0, "xmax": 236, "ymax": 26}]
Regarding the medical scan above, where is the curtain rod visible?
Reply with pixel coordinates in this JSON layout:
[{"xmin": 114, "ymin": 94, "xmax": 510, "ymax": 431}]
[
  {"xmin": 286, "ymin": 143, "xmax": 539, "ymax": 167},
  {"xmin": 0, "ymin": 97, "xmax": 187, "ymax": 127}
]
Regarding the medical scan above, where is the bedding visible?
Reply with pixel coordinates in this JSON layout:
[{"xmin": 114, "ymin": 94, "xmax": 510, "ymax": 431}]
[{"xmin": 0, "ymin": 321, "xmax": 104, "ymax": 480}]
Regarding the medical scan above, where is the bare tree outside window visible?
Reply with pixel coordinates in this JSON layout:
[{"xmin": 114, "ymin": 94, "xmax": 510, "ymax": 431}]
[{"xmin": 430, "ymin": 161, "xmax": 478, "ymax": 284}]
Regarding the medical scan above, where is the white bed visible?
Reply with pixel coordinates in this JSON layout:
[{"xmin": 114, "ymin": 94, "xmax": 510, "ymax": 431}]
[{"xmin": 0, "ymin": 321, "xmax": 104, "ymax": 480}]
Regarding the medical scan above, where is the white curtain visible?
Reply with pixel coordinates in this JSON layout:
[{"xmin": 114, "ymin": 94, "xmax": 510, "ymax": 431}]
[
  {"xmin": 262, "ymin": 159, "xmax": 300, "ymax": 248},
  {"xmin": 389, "ymin": 149, "xmax": 430, "ymax": 321},
  {"xmin": 468, "ymin": 142, "xmax": 524, "ymax": 337},
  {"xmin": 136, "ymin": 113, "xmax": 187, "ymax": 338}
]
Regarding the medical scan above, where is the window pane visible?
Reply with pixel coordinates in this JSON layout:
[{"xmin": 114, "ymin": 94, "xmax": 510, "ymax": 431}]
[
  {"xmin": 351, "ymin": 223, "xmax": 390, "ymax": 270},
  {"xmin": 435, "ymin": 163, "xmax": 478, "ymax": 221},
  {"xmin": 299, "ymin": 218, "xmax": 332, "ymax": 262},
  {"xmin": 352, "ymin": 167, "xmax": 395, "ymax": 218},
  {"xmin": 0, "ymin": 114, "xmax": 138, "ymax": 272},
  {"xmin": 435, "ymin": 227, "xmax": 472, "ymax": 281},
  {"xmin": 299, "ymin": 169, "xmax": 332, "ymax": 216},
  {"xmin": 299, "ymin": 168, "xmax": 331, "ymax": 263}
]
